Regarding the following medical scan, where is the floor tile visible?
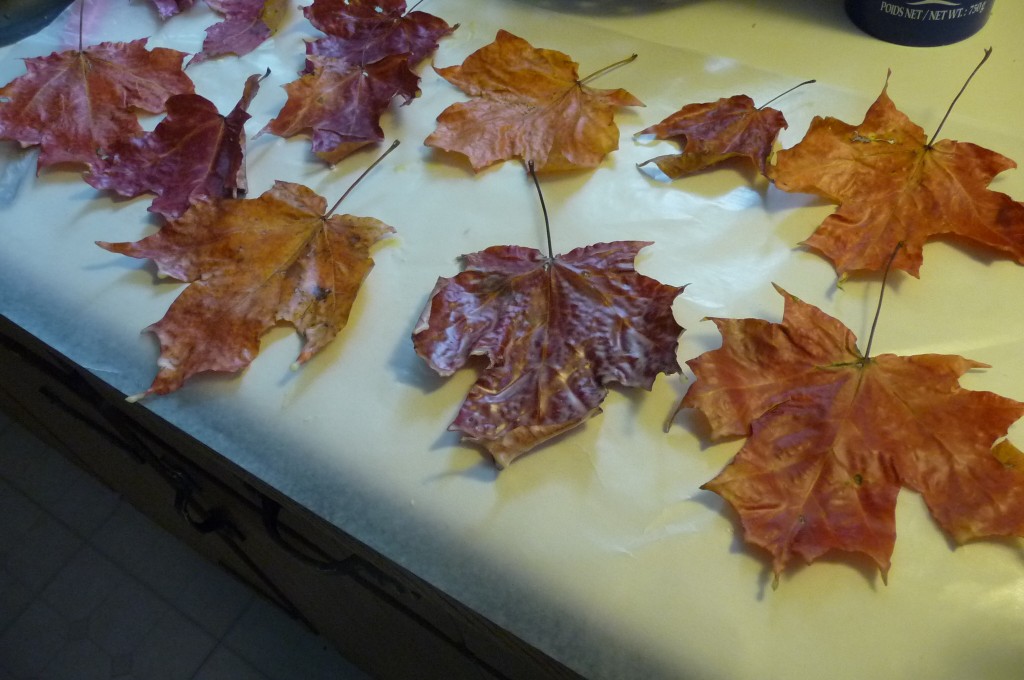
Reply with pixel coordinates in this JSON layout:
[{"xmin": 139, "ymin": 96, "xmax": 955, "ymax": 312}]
[
  {"xmin": 0, "ymin": 562, "xmax": 36, "ymax": 633},
  {"xmin": 0, "ymin": 599, "xmax": 69, "ymax": 678},
  {"xmin": 192, "ymin": 647, "xmax": 271, "ymax": 680},
  {"xmin": 41, "ymin": 547, "xmax": 125, "ymax": 622},
  {"xmin": 125, "ymin": 607, "xmax": 217, "ymax": 680},
  {"xmin": 37, "ymin": 637, "xmax": 111, "ymax": 680},
  {"xmin": 92, "ymin": 502, "xmax": 254, "ymax": 638},
  {"xmin": 0, "ymin": 491, "xmax": 81, "ymax": 594},
  {"xmin": 0, "ymin": 475, "xmax": 45, "ymax": 551},
  {"xmin": 224, "ymin": 597, "xmax": 370, "ymax": 680},
  {"xmin": 87, "ymin": 578, "xmax": 170, "ymax": 657},
  {"xmin": 0, "ymin": 424, "xmax": 119, "ymax": 538},
  {"xmin": 0, "ymin": 409, "xmax": 369, "ymax": 680}
]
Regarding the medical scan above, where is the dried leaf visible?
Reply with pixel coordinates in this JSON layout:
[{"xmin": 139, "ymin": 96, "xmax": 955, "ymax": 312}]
[
  {"xmin": 303, "ymin": 0, "xmax": 456, "ymax": 69},
  {"xmin": 0, "ymin": 39, "xmax": 193, "ymax": 170},
  {"xmin": 638, "ymin": 94, "xmax": 787, "ymax": 179},
  {"xmin": 682, "ymin": 285, "xmax": 1024, "ymax": 579},
  {"xmin": 263, "ymin": 54, "xmax": 418, "ymax": 164},
  {"xmin": 769, "ymin": 77, "xmax": 1024, "ymax": 276},
  {"xmin": 190, "ymin": 0, "xmax": 288, "ymax": 65},
  {"xmin": 425, "ymin": 30, "xmax": 643, "ymax": 172},
  {"xmin": 86, "ymin": 72, "xmax": 263, "ymax": 218},
  {"xmin": 98, "ymin": 181, "xmax": 394, "ymax": 397},
  {"xmin": 414, "ymin": 242, "xmax": 683, "ymax": 467},
  {"xmin": 148, "ymin": 0, "xmax": 197, "ymax": 19}
]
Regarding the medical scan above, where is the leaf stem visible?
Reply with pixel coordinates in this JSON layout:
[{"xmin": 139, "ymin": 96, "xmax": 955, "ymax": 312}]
[
  {"xmin": 758, "ymin": 79, "xmax": 816, "ymax": 110},
  {"xmin": 578, "ymin": 54, "xmax": 638, "ymax": 87},
  {"xmin": 78, "ymin": 0, "xmax": 84, "ymax": 52},
  {"xmin": 407, "ymin": 0, "xmax": 425, "ymax": 12},
  {"xmin": 324, "ymin": 140, "xmax": 400, "ymax": 218},
  {"xmin": 863, "ymin": 241, "xmax": 904, "ymax": 359},
  {"xmin": 928, "ymin": 47, "xmax": 991, "ymax": 147},
  {"xmin": 528, "ymin": 161, "xmax": 554, "ymax": 261}
]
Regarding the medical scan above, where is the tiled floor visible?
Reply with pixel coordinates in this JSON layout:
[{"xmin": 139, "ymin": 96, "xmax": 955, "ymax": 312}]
[{"xmin": 0, "ymin": 406, "xmax": 371, "ymax": 680}]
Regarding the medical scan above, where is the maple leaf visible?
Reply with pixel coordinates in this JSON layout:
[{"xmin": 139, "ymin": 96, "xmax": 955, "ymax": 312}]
[
  {"xmin": 0, "ymin": 39, "xmax": 194, "ymax": 170},
  {"xmin": 637, "ymin": 94, "xmax": 787, "ymax": 179},
  {"xmin": 303, "ymin": 0, "xmax": 457, "ymax": 70},
  {"xmin": 413, "ymin": 242, "xmax": 684, "ymax": 468},
  {"xmin": 97, "ymin": 181, "xmax": 394, "ymax": 397},
  {"xmin": 190, "ymin": 0, "xmax": 288, "ymax": 65},
  {"xmin": 681, "ymin": 285, "xmax": 1024, "ymax": 579},
  {"xmin": 147, "ymin": 0, "xmax": 197, "ymax": 19},
  {"xmin": 425, "ymin": 30, "xmax": 643, "ymax": 173},
  {"xmin": 768, "ymin": 77, "xmax": 1024, "ymax": 277},
  {"xmin": 263, "ymin": 54, "xmax": 418, "ymax": 164},
  {"xmin": 85, "ymin": 71, "xmax": 264, "ymax": 219}
]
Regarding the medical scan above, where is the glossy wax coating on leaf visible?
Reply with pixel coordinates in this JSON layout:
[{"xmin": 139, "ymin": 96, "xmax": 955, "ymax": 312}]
[
  {"xmin": 0, "ymin": 39, "xmax": 193, "ymax": 170},
  {"xmin": 425, "ymin": 30, "xmax": 643, "ymax": 172},
  {"xmin": 682, "ymin": 285, "xmax": 1024, "ymax": 579},
  {"xmin": 303, "ymin": 0, "xmax": 456, "ymax": 69},
  {"xmin": 86, "ymin": 72, "xmax": 263, "ymax": 219},
  {"xmin": 98, "ymin": 181, "xmax": 394, "ymax": 397},
  {"xmin": 190, "ymin": 0, "xmax": 288, "ymax": 65},
  {"xmin": 263, "ymin": 54, "xmax": 418, "ymax": 164},
  {"xmin": 414, "ymin": 242, "xmax": 684, "ymax": 468},
  {"xmin": 769, "ymin": 79, "xmax": 1024, "ymax": 277},
  {"xmin": 638, "ymin": 95, "xmax": 787, "ymax": 179}
]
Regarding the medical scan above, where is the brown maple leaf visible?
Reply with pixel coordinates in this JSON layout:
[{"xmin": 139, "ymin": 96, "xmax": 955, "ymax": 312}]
[
  {"xmin": 0, "ymin": 39, "xmax": 194, "ymax": 170},
  {"xmin": 189, "ymin": 0, "xmax": 288, "ymax": 65},
  {"xmin": 425, "ymin": 30, "xmax": 643, "ymax": 173},
  {"xmin": 768, "ymin": 76, "xmax": 1024, "ymax": 277},
  {"xmin": 97, "ymin": 181, "xmax": 394, "ymax": 397},
  {"xmin": 637, "ymin": 94, "xmax": 787, "ymax": 179},
  {"xmin": 263, "ymin": 54, "xmax": 418, "ymax": 164},
  {"xmin": 413, "ymin": 242, "xmax": 684, "ymax": 468},
  {"xmin": 681, "ymin": 285, "xmax": 1024, "ymax": 580},
  {"xmin": 85, "ymin": 71, "xmax": 263, "ymax": 219},
  {"xmin": 303, "ymin": 0, "xmax": 456, "ymax": 70}
]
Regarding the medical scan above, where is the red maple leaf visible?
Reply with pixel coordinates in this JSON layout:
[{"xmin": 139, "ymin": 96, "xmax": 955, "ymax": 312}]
[
  {"xmin": 637, "ymin": 94, "xmax": 787, "ymax": 179},
  {"xmin": 768, "ymin": 76, "xmax": 1024, "ymax": 277},
  {"xmin": 303, "ymin": 0, "xmax": 456, "ymax": 69},
  {"xmin": 85, "ymin": 72, "xmax": 263, "ymax": 218},
  {"xmin": 0, "ymin": 39, "xmax": 193, "ymax": 170},
  {"xmin": 147, "ymin": 0, "xmax": 197, "ymax": 19},
  {"xmin": 681, "ymin": 285, "xmax": 1024, "ymax": 580},
  {"xmin": 262, "ymin": 54, "xmax": 418, "ymax": 164},
  {"xmin": 425, "ymin": 30, "xmax": 643, "ymax": 173},
  {"xmin": 413, "ymin": 242, "xmax": 684, "ymax": 467},
  {"xmin": 97, "ymin": 181, "xmax": 394, "ymax": 397},
  {"xmin": 189, "ymin": 0, "xmax": 288, "ymax": 65}
]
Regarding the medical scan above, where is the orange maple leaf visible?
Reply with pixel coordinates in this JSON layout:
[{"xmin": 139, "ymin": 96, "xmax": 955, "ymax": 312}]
[
  {"xmin": 682, "ymin": 285, "xmax": 1024, "ymax": 581},
  {"xmin": 425, "ymin": 30, "xmax": 643, "ymax": 172},
  {"xmin": 637, "ymin": 94, "xmax": 787, "ymax": 179},
  {"xmin": 0, "ymin": 39, "xmax": 193, "ymax": 170},
  {"xmin": 98, "ymin": 181, "xmax": 394, "ymax": 397},
  {"xmin": 768, "ymin": 76, "xmax": 1024, "ymax": 277},
  {"xmin": 413, "ymin": 242, "xmax": 683, "ymax": 468}
]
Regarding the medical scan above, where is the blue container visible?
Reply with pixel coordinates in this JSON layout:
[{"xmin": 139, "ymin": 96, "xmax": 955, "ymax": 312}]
[{"xmin": 845, "ymin": 0, "xmax": 993, "ymax": 46}]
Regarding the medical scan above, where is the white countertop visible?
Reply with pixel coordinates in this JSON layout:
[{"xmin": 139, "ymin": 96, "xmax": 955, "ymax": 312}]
[{"xmin": 3, "ymin": 2, "xmax": 1024, "ymax": 678}]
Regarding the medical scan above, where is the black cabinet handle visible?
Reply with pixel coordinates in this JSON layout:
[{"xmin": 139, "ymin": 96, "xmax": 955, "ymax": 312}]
[
  {"xmin": 260, "ymin": 496, "xmax": 352, "ymax": 573},
  {"xmin": 169, "ymin": 468, "xmax": 244, "ymax": 540}
]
